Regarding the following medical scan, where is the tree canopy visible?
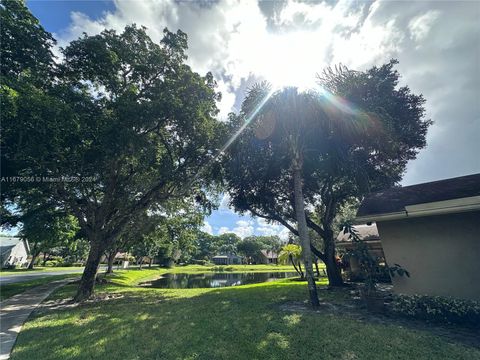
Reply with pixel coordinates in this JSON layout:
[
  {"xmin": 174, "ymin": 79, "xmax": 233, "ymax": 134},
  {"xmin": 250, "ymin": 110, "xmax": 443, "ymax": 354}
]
[
  {"xmin": 2, "ymin": 2, "xmax": 225, "ymax": 300},
  {"xmin": 0, "ymin": 0, "xmax": 56, "ymax": 84},
  {"xmin": 223, "ymin": 60, "xmax": 431, "ymax": 292},
  {"xmin": 237, "ymin": 235, "xmax": 282, "ymax": 263}
]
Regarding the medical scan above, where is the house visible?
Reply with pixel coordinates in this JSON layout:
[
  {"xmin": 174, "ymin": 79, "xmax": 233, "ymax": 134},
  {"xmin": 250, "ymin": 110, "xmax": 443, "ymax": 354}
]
[
  {"xmin": 336, "ymin": 223, "xmax": 384, "ymax": 278},
  {"xmin": 336, "ymin": 223, "xmax": 383, "ymax": 253},
  {"xmin": 100, "ymin": 251, "xmax": 132, "ymax": 268},
  {"xmin": 356, "ymin": 173, "xmax": 480, "ymax": 300},
  {"xmin": 0, "ymin": 236, "xmax": 30, "ymax": 268},
  {"xmin": 212, "ymin": 253, "xmax": 243, "ymax": 265},
  {"xmin": 259, "ymin": 250, "xmax": 278, "ymax": 264}
]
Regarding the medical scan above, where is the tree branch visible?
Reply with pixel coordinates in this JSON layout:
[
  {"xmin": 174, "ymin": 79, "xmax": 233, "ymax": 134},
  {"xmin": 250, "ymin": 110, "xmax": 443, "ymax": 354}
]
[{"xmin": 247, "ymin": 207, "xmax": 326, "ymax": 261}]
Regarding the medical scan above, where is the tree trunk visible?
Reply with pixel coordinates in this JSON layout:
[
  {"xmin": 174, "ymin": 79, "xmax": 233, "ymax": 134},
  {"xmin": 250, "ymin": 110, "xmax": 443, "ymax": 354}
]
[
  {"xmin": 106, "ymin": 249, "xmax": 116, "ymax": 274},
  {"xmin": 314, "ymin": 259, "xmax": 320, "ymax": 277},
  {"xmin": 73, "ymin": 240, "xmax": 105, "ymax": 302},
  {"xmin": 149, "ymin": 258, "xmax": 153, "ymax": 268},
  {"xmin": 297, "ymin": 260, "xmax": 304, "ymax": 279},
  {"xmin": 42, "ymin": 252, "xmax": 48, "ymax": 266},
  {"xmin": 324, "ymin": 229, "xmax": 344, "ymax": 287},
  {"xmin": 28, "ymin": 252, "xmax": 39, "ymax": 269},
  {"xmin": 289, "ymin": 254, "xmax": 302, "ymax": 277},
  {"xmin": 293, "ymin": 165, "xmax": 319, "ymax": 307}
]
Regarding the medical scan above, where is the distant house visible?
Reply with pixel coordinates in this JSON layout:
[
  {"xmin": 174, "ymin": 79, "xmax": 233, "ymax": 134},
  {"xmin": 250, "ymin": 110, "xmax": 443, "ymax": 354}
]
[
  {"xmin": 356, "ymin": 173, "xmax": 480, "ymax": 300},
  {"xmin": 259, "ymin": 250, "xmax": 278, "ymax": 264},
  {"xmin": 336, "ymin": 223, "xmax": 384, "ymax": 278},
  {"xmin": 0, "ymin": 236, "xmax": 30, "ymax": 268},
  {"xmin": 212, "ymin": 254, "xmax": 243, "ymax": 265}
]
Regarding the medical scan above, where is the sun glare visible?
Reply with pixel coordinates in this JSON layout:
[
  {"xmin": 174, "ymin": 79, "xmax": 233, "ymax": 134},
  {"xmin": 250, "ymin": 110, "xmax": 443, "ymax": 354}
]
[{"xmin": 254, "ymin": 31, "xmax": 326, "ymax": 91}]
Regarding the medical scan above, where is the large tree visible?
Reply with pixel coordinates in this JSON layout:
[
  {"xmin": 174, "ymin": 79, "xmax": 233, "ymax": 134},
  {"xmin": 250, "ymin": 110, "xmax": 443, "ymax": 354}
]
[
  {"xmin": 227, "ymin": 86, "xmax": 329, "ymax": 306},
  {"xmin": 192, "ymin": 232, "xmax": 242, "ymax": 261},
  {"xmin": 224, "ymin": 61, "xmax": 430, "ymax": 297},
  {"xmin": 237, "ymin": 235, "xmax": 282, "ymax": 264},
  {"xmin": 216, "ymin": 233, "xmax": 241, "ymax": 254},
  {"xmin": 131, "ymin": 201, "xmax": 206, "ymax": 267},
  {"xmin": 2, "ymin": 4, "xmax": 224, "ymax": 301},
  {"xmin": 0, "ymin": 0, "xmax": 57, "ymax": 227}
]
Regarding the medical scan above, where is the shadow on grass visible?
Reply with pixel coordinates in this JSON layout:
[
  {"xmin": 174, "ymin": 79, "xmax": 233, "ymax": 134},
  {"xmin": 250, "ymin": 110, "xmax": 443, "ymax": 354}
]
[{"xmin": 10, "ymin": 279, "xmax": 480, "ymax": 360}]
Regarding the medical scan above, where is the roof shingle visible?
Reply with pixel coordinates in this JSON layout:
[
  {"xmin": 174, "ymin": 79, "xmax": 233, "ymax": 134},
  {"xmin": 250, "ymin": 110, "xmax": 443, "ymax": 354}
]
[{"xmin": 357, "ymin": 173, "xmax": 480, "ymax": 217}]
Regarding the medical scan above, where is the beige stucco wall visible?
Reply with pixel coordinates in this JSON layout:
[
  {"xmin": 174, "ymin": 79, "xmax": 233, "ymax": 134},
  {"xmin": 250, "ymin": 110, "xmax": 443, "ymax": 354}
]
[{"xmin": 376, "ymin": 211, "xmax": 480, "ymax": 300}]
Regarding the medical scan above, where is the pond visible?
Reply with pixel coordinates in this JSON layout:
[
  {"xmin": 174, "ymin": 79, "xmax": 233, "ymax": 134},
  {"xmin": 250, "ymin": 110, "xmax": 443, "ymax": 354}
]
[{"xmin": 139, "ymin": 272, "xmax": 298, "ymax": 289}]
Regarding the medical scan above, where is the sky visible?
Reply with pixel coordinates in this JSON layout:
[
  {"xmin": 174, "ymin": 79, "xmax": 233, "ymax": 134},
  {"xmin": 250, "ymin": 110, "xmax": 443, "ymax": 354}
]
[{"xmin": 24, "ymin": 0, "xmax": 480, "ymax": 240}]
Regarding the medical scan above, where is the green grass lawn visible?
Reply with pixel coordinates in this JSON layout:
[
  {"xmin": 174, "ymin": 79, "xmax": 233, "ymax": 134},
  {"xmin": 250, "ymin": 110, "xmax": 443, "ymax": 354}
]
[
  {"xmin": 0, "ymin": 274, "xmax": 80, "ymax": 301},
  {"xmin": 0, "ymin": 266, "xmax": 85, "ymax": 276},
  {"xmin": 9, "ymin": 266, "xmax": 479, "ymax": 360}
]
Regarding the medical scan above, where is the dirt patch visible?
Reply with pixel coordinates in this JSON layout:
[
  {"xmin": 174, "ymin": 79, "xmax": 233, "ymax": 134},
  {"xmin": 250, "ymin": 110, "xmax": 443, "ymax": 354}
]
[
  {"xmin": 34, "ymin": 293, "xmax": 125, "ymax": 315},
  {"xmin": 279, "ymin": 288, "xmax": 480, "ymax": 349}
]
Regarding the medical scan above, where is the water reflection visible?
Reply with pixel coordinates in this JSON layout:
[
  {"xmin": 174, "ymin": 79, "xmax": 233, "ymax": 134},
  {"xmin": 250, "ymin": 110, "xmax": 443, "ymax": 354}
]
[{"xmin": 140, "ymin": 272, "xmax": 298, "ymax": 289}]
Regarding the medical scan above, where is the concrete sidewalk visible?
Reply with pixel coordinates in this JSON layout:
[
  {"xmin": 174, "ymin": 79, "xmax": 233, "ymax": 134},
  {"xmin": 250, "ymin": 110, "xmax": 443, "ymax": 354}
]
[{"xmin": 0, "ymin": 278, "xmax": 75, "ymax": 360}]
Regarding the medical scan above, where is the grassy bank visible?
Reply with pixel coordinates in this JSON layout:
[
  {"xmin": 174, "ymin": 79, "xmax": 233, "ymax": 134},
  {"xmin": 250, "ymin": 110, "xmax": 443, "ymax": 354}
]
[
  {"xmin": 136, "ymin": 263, "xmax": 302, "ymax": 274},
  {"xmin": 0, "ymin": 266, "xmax": 85, "ymax": 276},
  {"xmin": 0, "ymin": 274, "xmax": 79, "ymax": 301},
  {"xmin": 0, "ymin": 264, "xmax": 297, "ymax": 301},
  {"xmin": 10, "ymin": 268, "xmax": 479, "ymax": 360},
  {"xmin": 49, "ymin": 264, "xmax": 302, "ymax": 296},
  {"xmin": 0, "ymin": 263, "xmax": 299, "ymax": 277}
]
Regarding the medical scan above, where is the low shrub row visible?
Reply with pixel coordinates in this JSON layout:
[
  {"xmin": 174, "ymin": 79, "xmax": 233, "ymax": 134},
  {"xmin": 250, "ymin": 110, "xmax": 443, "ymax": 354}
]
[
  {"xmin": 189, "ymin": 259, "xmax": 212, "ymax": 266},
  {"xmin": 391, "ymin": 294, "xmax": 480, "ymax": 327},
  {"xmin": 43, "ymin": 259, "xmax": 84, "ymax": 267},
  {"xmin": 209, "ymin": 266, "xmax": 235, "ymax": 272}
]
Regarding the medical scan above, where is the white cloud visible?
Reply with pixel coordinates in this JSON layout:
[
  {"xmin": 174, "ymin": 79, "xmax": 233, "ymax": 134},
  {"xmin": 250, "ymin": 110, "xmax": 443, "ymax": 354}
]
[
  {"xmin": 255, "ymin": 218, "xmax": 291, "ymax": 241},
  {"xmin": 217, "ymin": 226, "xmax": 230, "ymax": 235},
  {"xmin": 408, "ymin": 10, "xmax": 440, "ymax": 43},
  {"xmin": 233, "ymin": 220, "xmax": 254, "ymax": 238},
  {"xmin": 218, "ymin": 193, "xmax": 231, "ymax": 212},
  {"xmin": 217, "ymin": 219, "xmax": 254, "ymax": 238},
  {"xmin": 236, "ymin": 219, "xmax": 252, "ymax": 227},
  {"xmin": 201, "ymin": 221, "xmax": 213, "ymax": 235},
  {"xmin": 256, "ymin": 226, "xmax": 277, "ymax": 236},
  {"xmin": 54, "ymin": 0, "xmax": 268, "ymax": 118},
  {"xmin": 54, "ymin": 0, "xmax": 399, "ymax": 110},
  {"xmin": 52, "ymin": 1, "xmax": 417, "ymax": 119}
]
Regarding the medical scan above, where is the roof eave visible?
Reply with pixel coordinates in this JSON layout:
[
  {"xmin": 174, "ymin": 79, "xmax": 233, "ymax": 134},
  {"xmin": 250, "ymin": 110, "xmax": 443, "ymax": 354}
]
[
  {"xmin": 356, "ymin": 196, "xmax": 480, "ymax": 223},
  {"xmin": 355, "ymin": 211, "xmax": 406, "ymax": 223}
]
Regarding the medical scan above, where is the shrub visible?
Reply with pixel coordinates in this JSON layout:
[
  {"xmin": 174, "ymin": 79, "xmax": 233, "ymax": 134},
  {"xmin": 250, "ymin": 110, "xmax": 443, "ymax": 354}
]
[
  {"xmin": 190, "ymin": 259, "xmax": 209, "ymax": 266},
  {"xmin": 209, "ymin": 266, "xmax": 234, "ymax": 272},
  {"xmin": 210, "ymin": 266, "xmax": 225, "ymax": 272},
  {"xmin": 391, "ymin": 294, "xmax": 480, "ymax": 327},
  {"xmin": 44, "ymin": 260, "xmax": 60, "ymax": 267},
  {"xmin": 59, "ymin": 261, "xmax": 73, "ymax": 267}
]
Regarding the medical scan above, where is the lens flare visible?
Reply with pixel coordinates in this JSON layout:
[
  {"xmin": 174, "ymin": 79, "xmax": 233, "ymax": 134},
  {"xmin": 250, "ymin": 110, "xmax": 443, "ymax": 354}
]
[
  {"xmin": 189, "ymin": 87, "xmax": 277, "ymax": 187},
  {"xmin": 218, "ymin": 87, "xmax": 276, "ymax": 155},
  {"xmin": 315, "ymin": 85, "xmax": 383, "ymax": 137}
]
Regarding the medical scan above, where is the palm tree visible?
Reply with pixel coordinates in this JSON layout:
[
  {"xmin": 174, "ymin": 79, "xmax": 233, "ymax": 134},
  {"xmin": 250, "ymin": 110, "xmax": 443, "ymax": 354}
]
[
  {"xmin": 235, "ymin": 85, "xmax": 323, "ymax": 307},
  {"xmin": 278, "ymin": 244, "xmax": 304, "ymax": 278}
]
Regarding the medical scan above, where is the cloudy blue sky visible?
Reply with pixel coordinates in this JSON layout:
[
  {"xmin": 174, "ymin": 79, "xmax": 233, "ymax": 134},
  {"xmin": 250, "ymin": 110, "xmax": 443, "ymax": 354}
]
[{"xmin": 26, "ymin": 0, "xmax": 480, "ymax": 240}]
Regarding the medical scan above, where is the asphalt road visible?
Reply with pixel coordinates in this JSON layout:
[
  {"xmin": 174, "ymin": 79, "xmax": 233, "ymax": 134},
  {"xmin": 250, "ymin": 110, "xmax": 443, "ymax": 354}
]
[{"xmin": 0, "ymin": 267, "xmax": 106, "ymax": 284}]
